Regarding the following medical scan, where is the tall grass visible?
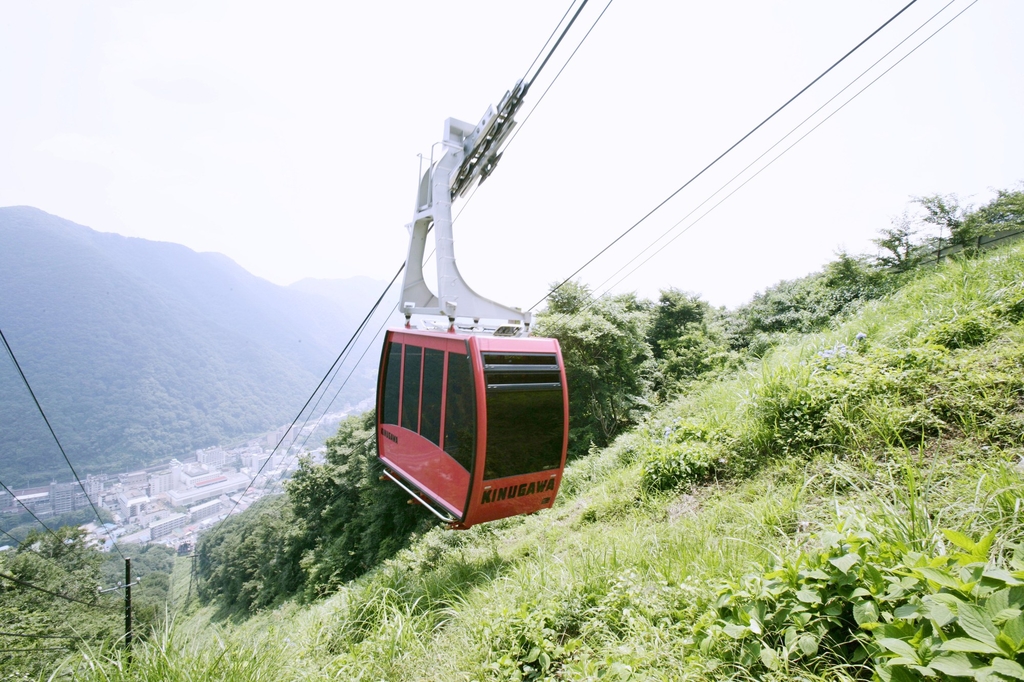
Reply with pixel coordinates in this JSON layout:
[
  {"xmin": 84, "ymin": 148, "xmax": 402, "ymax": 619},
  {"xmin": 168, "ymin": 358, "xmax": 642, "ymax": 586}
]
[{"xmin": 61, "ymin": 242, "xmax": 1024, "ymax": 680}]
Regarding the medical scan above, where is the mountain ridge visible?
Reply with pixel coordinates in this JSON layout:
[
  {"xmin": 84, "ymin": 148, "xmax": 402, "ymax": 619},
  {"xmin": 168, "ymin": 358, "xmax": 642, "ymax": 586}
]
[{"xmin": 0, "ymin": 206, "xmax": 387, "ymax": 486}]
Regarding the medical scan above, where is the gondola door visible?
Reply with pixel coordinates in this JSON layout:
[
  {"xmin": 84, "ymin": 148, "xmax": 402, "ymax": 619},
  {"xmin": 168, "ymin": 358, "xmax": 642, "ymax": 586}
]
[{"xmin": 377, "ymin": 330, "xmax": 477, "ymax": 521}]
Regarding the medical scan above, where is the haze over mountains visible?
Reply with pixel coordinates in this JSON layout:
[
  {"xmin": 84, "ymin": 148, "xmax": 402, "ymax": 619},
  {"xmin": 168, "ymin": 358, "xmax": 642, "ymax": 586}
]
[{"xmin": 0, "ymin": 207, "xmax": 388, "ymax": 487}]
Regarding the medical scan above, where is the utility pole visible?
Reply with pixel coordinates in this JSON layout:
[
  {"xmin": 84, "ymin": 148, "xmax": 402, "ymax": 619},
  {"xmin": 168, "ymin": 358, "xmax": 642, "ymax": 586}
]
[
  {"xmin": 100, "ymin": 557, "xmax": 141, "ymax": 665},
  {"xmin": 124, "ymin": 557, "xmax": 132, "ymax": 655}
]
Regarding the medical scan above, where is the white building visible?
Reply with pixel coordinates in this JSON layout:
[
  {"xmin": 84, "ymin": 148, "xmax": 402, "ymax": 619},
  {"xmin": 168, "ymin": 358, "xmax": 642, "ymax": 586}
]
[
  {"xmin": 166, "ymin": 473, "xmax": 249, "ymax": 507},
  {"xmin": 148, "ymin": 470, "xmax": 173, "ymax": 495},
  {"xmin": 150, "ymin": 513, "xmax": 188, "ymax": 540},
  {"xmin": 197, "ymin": 447, "xmax": 227, "ymax": 467},
  {"xmin": 117, "ymin": 493, "xmax": 149, "ymax": 520},
  {"xmin": 189, "ymin": 499, "xmax": 222, "ymax": 522}
]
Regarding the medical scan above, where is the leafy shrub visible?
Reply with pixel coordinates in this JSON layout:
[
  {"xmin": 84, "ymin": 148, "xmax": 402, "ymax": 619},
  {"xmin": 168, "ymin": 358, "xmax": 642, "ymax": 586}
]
[
  {"xmin": 640, "ymin": 441, "xmax": 718, "ymax": 493},
  {"xmin": 699, "ymin": 518, "xmax": 1024, "ymax": 681},
  {"xmin": 927, "ymin": 310, "xmax": 998, "ymax": 349}
]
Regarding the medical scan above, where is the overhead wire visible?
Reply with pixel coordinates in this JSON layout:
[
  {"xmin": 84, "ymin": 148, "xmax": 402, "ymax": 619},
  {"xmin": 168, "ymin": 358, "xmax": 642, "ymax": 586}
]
[
  {"xmin": 0, "ymin": 525, "xmax": 96, "ymax": 587},
  {"xmin": 0, "ymin": 478, "xmax": 63, "ymax": 547},
  {"xmin": 0, "ymin": 570, "xmax": 111, "ymax": 610},
  {"xmin": 250, "ymin": 299, "xmax": 401, "ymax": 500},
  {"xmin": 503, "ymin": 0, "xmax": 613, "ymax": 154},
  {"xmin": 520, "ymin": 0, "xmax": 579, "ymax": 85},
  {"xmin": 527, "ymin": 0, "xmax": 921, "ymax": 312},
  {"xmin": 440, "ymin": 0, "xmax": 610, "ymax": 231},
  {"xmin": 551, "ymin": 0, "xmax": 967, "ymax": 325},
  {"xmin": 222, "ymin": 261, "xmax": 406, "ymax": 521},
  {"xmin": 523, "ymin": 0, "xmax": 591, "ymax": 92},
  {"xmin": 585, "ymin": 0, "xmax": 980, "ymax": 301},
  {"xmin": 0, "ymin": 326, "xmax": 125, "ymax": 560}
]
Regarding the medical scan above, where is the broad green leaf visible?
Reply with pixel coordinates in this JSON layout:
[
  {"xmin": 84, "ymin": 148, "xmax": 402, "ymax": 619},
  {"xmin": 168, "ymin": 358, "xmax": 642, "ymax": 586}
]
[
  {"xmin": 878, "ymin": 638, "xmax": 921, "ymax": 663},
  {"xmin": 829, "ymin": 553, "xmax": 860, "ymax": 574},
  {"xmin": 928, "ymin": 652, "xmax": 981, "ymax": 678},
  {"xmin": 991, "ymin": 657, "xmax": 1024, "ymax": 680},
  {"xmin": 943, "ymin": 529, "xmax": 978, "ymax": 553},
  {"xmin": 993, "ymin": 608, "xmax": 1023, "ymax": 625},
  {"xmin": 854, "ymin": 600, "xmax": 880, "ymax": 626},
  {"xmin": 760, "ymin": 646, "xmax": 780, "ymax": 671},
  {"xmin": 722, "ymin": 623, "xmax": 749, "ymax": 639},
  {"xmin": 958, "ymin": 603, "xmax": 1000, "ymax": 648},
  {"xmin": 999, "ymin": 633, "xmax": 1021, "ymax": 656},
  {"xmin": 796, "ymin": 589, "xmax": 822, "ymax": 605},
  {"xmin": 928, "ymin": 592, "xmax": 968, "ymax": 608},
  {"xmin": 894, "ymin": 604, "xmax": 921, "ymax": 620},
  {"xmin": 976, "ymin": 530, "xmax": 997, "ymax": 559},
  {"xmin": 803, "ymin": 569, "xmax": 831, "ymax": 580},
  {"xmin": 984, "ymin": 569, "xmax": 1024, "ymax": 587},
  {"xmin": 852, "ymin": 587, "xmax": 873, "ymax": 598},
  {"xmin": 987, "ymin": 590, "xmax": 1012, "ymax": 618},
  {"xmin": 1003, "ymin": 614, "xmax": 1024, "ymax": 649},
  {"xmin": 915, "ymin": 567, "xmax": 961, "ymax": 590},
  {"xmin": 798, "ymin": 635, "xmax": 819, "ymax": 657},
  {"xmin": 939, "ymin": 637, "xmax": 1002, "ymax": 654},
  {"xmin": 925, "ymin": 601, "xmax": 956, "ymax": 628}
]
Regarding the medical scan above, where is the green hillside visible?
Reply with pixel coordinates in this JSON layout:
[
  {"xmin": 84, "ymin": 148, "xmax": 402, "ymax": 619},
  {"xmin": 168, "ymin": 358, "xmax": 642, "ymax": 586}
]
[
  {"xmin": 0, "ymin": 207, "xmax": 383, "ymax": 485},
  {"xmin": 30, "ymin": 194, "xmax": 1024, "ymax": 680}
]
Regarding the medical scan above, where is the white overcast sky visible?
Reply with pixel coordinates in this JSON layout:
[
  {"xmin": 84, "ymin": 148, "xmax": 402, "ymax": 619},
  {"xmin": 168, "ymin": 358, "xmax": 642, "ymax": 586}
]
[{"xmin": 2, "ymin": 0, "xmax": 1021, "ymax": 310}]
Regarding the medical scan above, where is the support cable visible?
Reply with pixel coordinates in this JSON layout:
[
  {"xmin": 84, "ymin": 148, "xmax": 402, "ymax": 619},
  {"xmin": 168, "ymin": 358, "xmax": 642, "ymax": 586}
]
[
  {"xmin": 524, "ymin": 0, "xmax": 590, "ymax": 91},
  {"xmin": 0, "ymin": 631, "xmax": 77, "ymax": 640},
  {"xmin": 504, "ymin": 0, "xmax": 613, "ymax": 153},
  {"xmin": 222, "ymin": 261, "xmax": 405, "ymax": 521},
  {"xmin": 528, "ymin": 0, "xmax": 920, "ymax": 312},
  {"xmin": 583, "ymin": 0, "xmax": 979, "ymax": 304},
  {"xmin": 253, "ymin": 300, "xmax": 400, "ymax": 499},
  {"xmin": 0, "ymin": 326, "xmax": 125, "ymax": 560},
  {"xmin": 0, "ymin": 525, "xmax": 93, "ymax": 586},
  {"xmin": 444, "ymin": 0, "xmax": 609, "ymax": 227},
  {"xmin": 0, "ymin": 570, "xmax": 111, "ymax": 610},
  {"xmin": 0, "ymin": 478, "xmax": 63, "ymax": 547},
  {"xmin": 550, "ymin": 0, "xmax": 966, "ymax": 325},
  {"xmin": 520, "ymin": 0, "xmax": 579, "ymax": 86}
]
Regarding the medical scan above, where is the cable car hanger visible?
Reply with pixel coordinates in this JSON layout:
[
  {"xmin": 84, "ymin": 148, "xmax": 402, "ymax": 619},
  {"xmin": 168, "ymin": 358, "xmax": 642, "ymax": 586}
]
[
  {"xmin": 400, "ymin": 79, "xmax": 533, "ymax": 337},
  {"xmin": 378, "ymin": 78, "xmax": 570, "ymax": 529}
]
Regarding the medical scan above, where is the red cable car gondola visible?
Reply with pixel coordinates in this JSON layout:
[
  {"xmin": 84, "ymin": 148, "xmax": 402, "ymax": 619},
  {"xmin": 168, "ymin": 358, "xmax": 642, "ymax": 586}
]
[
  {"xmin": 377, "ymin": 330, "xmax": 568, "ymax": 529},
  {"xmin": 376, "ymin": 82, "xmax": 569, "ymax": 528}
]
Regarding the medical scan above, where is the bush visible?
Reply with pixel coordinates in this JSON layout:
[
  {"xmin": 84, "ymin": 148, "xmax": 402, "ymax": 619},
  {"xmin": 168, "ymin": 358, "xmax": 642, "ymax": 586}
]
[
  {"xmin": 701, "ymin": 518, "xmax": 1024, "ymax": 682},
  {"xmin": 640, "ymin": 441, "xmax": 719, "ymax": 493},
  {"xmin": 927, "ymin": 310, "xmax": 998, "ymax": 349}
]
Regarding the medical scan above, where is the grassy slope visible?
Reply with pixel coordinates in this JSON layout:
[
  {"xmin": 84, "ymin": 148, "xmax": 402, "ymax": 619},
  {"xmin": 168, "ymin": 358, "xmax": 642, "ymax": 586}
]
[{"xmin": 59, "ymin": 244, "xmax": 1024, "ymax": 681}]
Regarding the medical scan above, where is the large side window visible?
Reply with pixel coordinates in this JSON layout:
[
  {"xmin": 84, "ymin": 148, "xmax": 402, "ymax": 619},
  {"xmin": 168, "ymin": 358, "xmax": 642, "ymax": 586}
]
[
  {"xmin": 443, "ymin": 351, "xmax": 475, "ymax": 471},
  {"xmin": 401, "ymin": 346, "xmax": 422, "ymax": 432},
  {"xmin": 482, "ymin": 353, "xmax": 564, "ymax": 480},
  {"xmin": 420, "ymin": 348, "xmax": 444, "ymax": 446},
  {"xmin": 381, "ymin": 342, "xmax": 402, "ymax": 426}
]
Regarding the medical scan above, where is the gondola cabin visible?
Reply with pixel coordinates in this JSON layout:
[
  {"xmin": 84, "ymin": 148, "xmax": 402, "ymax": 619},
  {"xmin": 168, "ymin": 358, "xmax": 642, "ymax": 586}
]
[{"xmin": 376, "ymin": 329, "xmax": 568, "ymax": 529}]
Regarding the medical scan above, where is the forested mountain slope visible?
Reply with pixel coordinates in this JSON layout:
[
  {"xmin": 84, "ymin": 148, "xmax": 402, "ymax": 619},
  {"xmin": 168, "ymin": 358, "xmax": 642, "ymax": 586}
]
[
  {"xmin": 21, "ymin": 190, "xmax": 1024, "ymax": 680},
  {"xmin": 0, "ymin": 207, "xmax": 383, "ymax": 485}
]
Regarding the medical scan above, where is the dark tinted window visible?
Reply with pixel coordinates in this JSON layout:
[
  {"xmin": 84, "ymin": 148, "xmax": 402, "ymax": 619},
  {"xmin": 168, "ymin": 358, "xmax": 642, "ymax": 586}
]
[
  {"xmin": 443, "ymin": 352, "xmax": 475, "ymax": 471},
  {"xmin": 484, "ymin": 387, "xmax": 565, "ymax": 480},
  {"xmin": 483, "ymin": 353, "xmax": 558, "ymax": 366},
  {"xmin": 401, "ymin": 346, "xmax": 421, "ymax": 432},
  {"xmin": 382, "ymin": 342, "xmax": 402, "ymax": 425},
  {"xmin": 482, "ymin": 353, "xmax": 564, "ymax": 480},
  {"xmin": 420, "ymin": 348, "xmax": 444, "ymax": 446}
]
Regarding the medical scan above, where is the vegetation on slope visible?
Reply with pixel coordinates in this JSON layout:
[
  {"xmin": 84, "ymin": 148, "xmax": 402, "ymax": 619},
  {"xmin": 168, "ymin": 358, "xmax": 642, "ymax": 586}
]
[
  {"xmin": 0, "ymin": 207, "xmax": 379, "ymax": 485},
  {"xmin": 43, "ymin": 187, "xmax": 1024, "ymax": 680}
]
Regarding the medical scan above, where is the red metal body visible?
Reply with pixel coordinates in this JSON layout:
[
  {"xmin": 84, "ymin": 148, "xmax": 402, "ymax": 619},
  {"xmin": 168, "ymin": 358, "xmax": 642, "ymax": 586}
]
[{"xmin": 376, "ymin": 329, "xmax": 569, "ymax": 529}]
